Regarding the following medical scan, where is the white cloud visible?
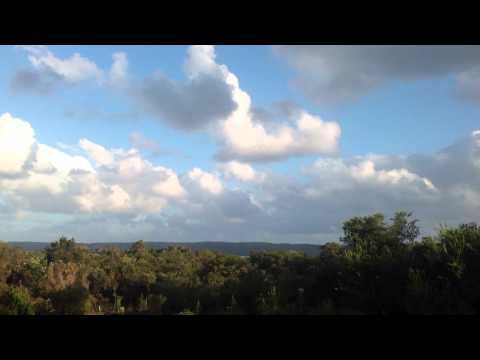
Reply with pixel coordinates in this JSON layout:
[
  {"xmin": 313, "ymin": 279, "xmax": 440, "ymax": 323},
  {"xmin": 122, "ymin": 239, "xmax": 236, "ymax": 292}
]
[
  {"xmin": 35, "ymin": 142, "xmax": 94, "ymax": 175},
  {"xmin": 0, "ymin": 113, "xmax": 36, "ymax": 176},
  {"xmin": 152, "ymin": 169, "xmax": 186, "ymax": 198},
  {"xmin": 18, "ymin": 45, "xmax": 103, "ymax": 84},
  {"xmin": 29, "ymin": 143, "xmax": 94, "ymax": 194},
  {"xmin": 115, "ymin": 154, "xmax": 148, "ymax": 178},
  {"xmin": 185, "ymin": 45, "xmax": 224, "ymax": 79},
  {"xmin": 13, "ymin": 46, "xmax": 129, "ymax": 92},
  {"xmin": 0, "ymin": 113, "xmax": 187, "ymax": 215},
  {"xmin": 79, "ymin": 138, "xmax": 114, "ymax": 166},
  {"xmin": 70, "ymin": 172, "xmax": 131, "ymax": 213},
  {"xmin": 187, "ymin": 168, "xmax": 223, "ymax": 195},
  {"xmin": 219, "ymin": 106, "xmax": 341, "ymax": 161},
  {"xmin": 305, "ymin": 158, "xmax": 437, "ymax": 196},
  {"xmin": 187, "ymin": 45, "xmax": 341, "ymax": 161},
  {"xmin": 3, "ymin": 112, "xmax": 480, "ymax": 244},
  {"xmin": 220, "ymin": 161, "xmax": 262, "ymax": 182},
  {"xmin": 131, "ymin": 45, "xmax": 341, "ymax": 161},
  {"xmin": 78, "ymin": 141, "xmax": 187, "ymax": 209},
  {"xmin": 109, "ymin": 52, "xmax": 128, "ymax": 85},
  {"xmin": 0, "ymin": 108, "xmax": 428, "ymax": 240}
]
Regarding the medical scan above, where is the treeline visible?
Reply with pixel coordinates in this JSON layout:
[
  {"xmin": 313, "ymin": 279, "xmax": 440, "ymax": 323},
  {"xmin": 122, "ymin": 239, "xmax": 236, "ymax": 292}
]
[
  {"xmin": 9, "ymin": 241, "xmax": 322, "ymax": 257},
  {"xmin": 1, "ymin": 211, "xmax": 480, "ymax": 315}
]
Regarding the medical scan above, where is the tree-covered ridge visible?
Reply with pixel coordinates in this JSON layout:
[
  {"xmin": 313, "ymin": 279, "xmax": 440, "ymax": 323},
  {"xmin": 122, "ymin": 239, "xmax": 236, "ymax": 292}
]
[
  {"xmin": 1, "ymin": 211, "xmax": 480, "ymax": 315},
  {"xmin": 8, "ymin": 241, "xmax": 322, "ymax": 257}
]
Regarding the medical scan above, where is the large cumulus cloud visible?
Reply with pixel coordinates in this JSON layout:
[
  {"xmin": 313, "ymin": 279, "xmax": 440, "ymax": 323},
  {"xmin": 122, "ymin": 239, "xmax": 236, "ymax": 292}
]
[
  {"xmin": 3, "ymin": 116, "xmax": 480, "ymax": 243},
  {"xmin": 0, "ymin": 113, "xmax": 184, "ymax": 215},
  {"xmin": 130, "ymin": 45, "xmax": 342, "ymax": 161}
]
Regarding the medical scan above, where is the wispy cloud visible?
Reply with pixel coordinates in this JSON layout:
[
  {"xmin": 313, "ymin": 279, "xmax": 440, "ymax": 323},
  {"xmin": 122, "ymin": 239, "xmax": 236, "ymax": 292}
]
[{"xmin": 11, "ymin": 45, "xmax": 128, "ymax": 94}]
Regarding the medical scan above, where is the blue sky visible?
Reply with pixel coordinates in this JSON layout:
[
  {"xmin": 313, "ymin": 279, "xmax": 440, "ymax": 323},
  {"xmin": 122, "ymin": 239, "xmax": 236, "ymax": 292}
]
[
  {"xmin": 1, "ymin": 45, "xmax": 480, "ymax": 243},
  {"xmin": 2, "ymin": 46, "xmax": 478, "ymax": 162}
]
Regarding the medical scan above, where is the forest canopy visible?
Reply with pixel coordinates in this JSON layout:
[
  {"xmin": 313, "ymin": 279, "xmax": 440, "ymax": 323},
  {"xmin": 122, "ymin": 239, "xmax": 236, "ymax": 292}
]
[{"xmin": 1, "ymin": 211, "xmax": 479, "ymax": 315}]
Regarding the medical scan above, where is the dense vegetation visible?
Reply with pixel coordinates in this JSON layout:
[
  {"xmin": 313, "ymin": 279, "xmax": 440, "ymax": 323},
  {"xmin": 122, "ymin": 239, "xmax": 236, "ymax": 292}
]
[{"xmin": 1, "ymin": 211, "xmax": 480, "ymax": 315}]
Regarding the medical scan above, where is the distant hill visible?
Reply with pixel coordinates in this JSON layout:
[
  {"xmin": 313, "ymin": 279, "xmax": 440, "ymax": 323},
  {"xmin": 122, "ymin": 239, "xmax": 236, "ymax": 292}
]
[{"xmin": 8, "ymin": 241, "xmax": 321, "ymax": 257}]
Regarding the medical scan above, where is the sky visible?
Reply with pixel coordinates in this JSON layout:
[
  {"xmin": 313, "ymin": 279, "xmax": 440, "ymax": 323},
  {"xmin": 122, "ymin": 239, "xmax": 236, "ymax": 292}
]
[{"xmin": 1, "ymin": 45, "xmax": 480, "ymax": 243}]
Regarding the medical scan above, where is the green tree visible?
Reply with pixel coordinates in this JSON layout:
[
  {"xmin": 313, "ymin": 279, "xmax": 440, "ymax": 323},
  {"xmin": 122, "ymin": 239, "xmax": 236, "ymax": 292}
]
[{"xmin": 0, "ymin": 285, "xmax": 35, "ymax": 315}]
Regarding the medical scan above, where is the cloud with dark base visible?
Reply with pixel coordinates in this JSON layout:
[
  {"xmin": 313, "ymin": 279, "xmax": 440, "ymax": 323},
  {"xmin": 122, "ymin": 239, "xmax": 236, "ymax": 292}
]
[
  {"xmin": 132, "ymin": 71, "xmax": 237, "ymax": 131},
  {"xmin": 273, "ymin": 45, "xmax": 480, "ymax": 105}
]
